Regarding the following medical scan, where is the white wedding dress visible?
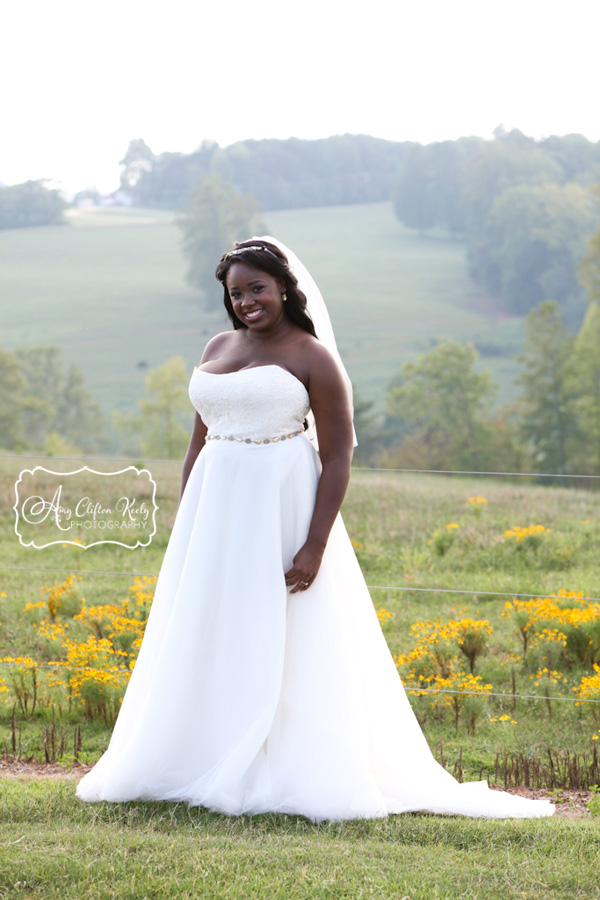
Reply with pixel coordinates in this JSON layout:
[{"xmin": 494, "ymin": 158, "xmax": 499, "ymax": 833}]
[{"xmin": 77, "ymin": 365, "xmax": 554, "ymax": 819}]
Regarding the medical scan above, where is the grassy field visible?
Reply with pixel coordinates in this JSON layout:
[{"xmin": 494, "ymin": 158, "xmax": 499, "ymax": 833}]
[
  {"xmin": 2, "ymin": 458, "xmax": 600, "ymax": 898},
  {"xmin": 0, "ymin": 203, "xmax": 525, "ymax": 416},
  {"xmin": 1, "ymin": 455, "xmax": 599, "ymax": 775},
  {"xmin": 2, "ymin": 781, "xmax": 599, "ymax": 900}
]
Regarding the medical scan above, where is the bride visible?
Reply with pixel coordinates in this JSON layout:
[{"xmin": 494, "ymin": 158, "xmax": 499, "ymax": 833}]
[{"xmin": 77, "ymin": 238, "xmax": 554, "ymax": 820}]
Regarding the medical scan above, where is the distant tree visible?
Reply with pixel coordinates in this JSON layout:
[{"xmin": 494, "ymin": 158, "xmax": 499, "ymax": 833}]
[
  {"xmin": 350, "ymin": 387, "xmax": 380, "ymax": 464},
  {"xmin": 382, "ymin": 341, "xmax": 498, "ymax": 470},
  {"xmin": 393, "ymin": 138, "xmax": 482, "ymax": 234},
  {"xmin": 540, "ymin": 134, "xmax": 600, "ymax": 186},
  {"xmin": 115, "ymin": 131, "xmax": 600, "ymax": 214},
  {"xmin": 177, "ymin": 175, "xmax": 265, "ymax": 307},
  {"xmin": 578, "ymin": 185, "xmax": 600, "ymax": 303},
  {"xmin": 15, "ymin": 346, "xmax": 62, "ymax": 446},
  {"xmin": 515, "ymin": 301, "xmax": 578, "ymax": 475},
  {"xmin": 143, "ymin": 142, "xmax": 217, "ymax": 208},
  {"xmin": 570, "ymin": 302, "xmax": 600, "ymax": 474},
  {"xmin": 0, "ymin": 180, "xmax": 66, "ymax": 229},
  {"xmin": 393, "ymin": 144, "xmax": 436, "ymax": 232},
  {"xmin": 119, "ymin": 139, "xmax": 156, "ymax": 196},
  {"xmin": 1, "ymin": 345, "xmax": 105, "ymax": 453},
  {"xmin": 16, "ymin": 347, "xmax": 106, "ymax": 452},
  {"xmin": 114, "ymin": 357, "xmax": 192, "ymax": 459},
  {"xmin": 470, "ymin": 182, "xmax": 596, "ymax": 318},
  {"xmin": 463, "ymin": 128, "xmax": 563, "ymax": 239},
  {"xmin": 56, "ymin": 365, "xmax": 105, "ymax": 452},
  {"xmin": 0, "ymin": 349, "xmax": 27, "ymax": 449},
  {"xmin": 118, "ymin": 134, "xmax": 408, "ymax": 211}
]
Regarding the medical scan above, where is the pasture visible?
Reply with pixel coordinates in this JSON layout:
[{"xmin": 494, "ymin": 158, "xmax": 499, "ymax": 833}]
[
  {"xmin": 0, "ymin": 203, "xmax": 525, "ymax": 416},
  {"xmin": 2, "ymin": 458, "xmax": 600, "ymax": 900},
  {"xmin": 1, "ymin": 458, "xmax": 599, "ymax": 778}
]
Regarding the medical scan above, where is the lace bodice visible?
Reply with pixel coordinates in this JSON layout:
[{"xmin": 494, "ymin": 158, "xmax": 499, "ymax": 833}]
[{"xmin": 188, "ymin": 365, "xmax": 310, "ymax": 440}]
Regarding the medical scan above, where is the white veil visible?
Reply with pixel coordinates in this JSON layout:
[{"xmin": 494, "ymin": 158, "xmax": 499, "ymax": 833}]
[{"xmin": 254, "ymin": 236, "xmax": 357, "ymax": 448}]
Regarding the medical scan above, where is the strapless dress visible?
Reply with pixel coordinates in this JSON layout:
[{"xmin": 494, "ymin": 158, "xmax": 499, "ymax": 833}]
[{"xmin": 77, "ymin": 366, "xmax": 554, "ymax": 820}]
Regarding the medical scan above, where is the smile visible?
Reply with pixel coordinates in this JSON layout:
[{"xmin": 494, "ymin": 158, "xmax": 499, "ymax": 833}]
[{"xmin": 244, "ymin": 309, "xmax": 263, "ymax": 320}]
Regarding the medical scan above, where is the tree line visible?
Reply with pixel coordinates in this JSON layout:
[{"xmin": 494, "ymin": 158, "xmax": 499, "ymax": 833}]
[
  {"xmin": 0, "ymin": 348, "xmax": 198, "ymax": 462},
  {"xmin": 0, "ymin": 347, "xmax": 104, "ymax": 455},
  {"xmin": 3, "ymin": 296, "xmax": 600, "ymax": 479},
  {"xmin": 0, "ymin": 181, "xmax": 66, "ymax": 229},
  {"xmin": 119, "ymin": 134, "xmax": 406, "ymax": 211},
  {"xmin": 374, "ymin": 299, "xmax": 600, "ymax": 479},
  {"xmin": 393, "ymin": 128, "xmax": 600, "ymax": 324}
]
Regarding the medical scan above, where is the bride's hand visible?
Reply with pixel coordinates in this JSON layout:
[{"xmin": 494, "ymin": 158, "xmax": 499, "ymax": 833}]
[{"xmin": 284, "ymin": 543, "xmax": 324, "ymax": 593}]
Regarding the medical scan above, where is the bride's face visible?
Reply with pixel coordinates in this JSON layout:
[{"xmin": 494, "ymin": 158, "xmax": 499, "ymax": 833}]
[{"xmin": 226, "ymin": 262, "xmax": 286, "ymax": 331}]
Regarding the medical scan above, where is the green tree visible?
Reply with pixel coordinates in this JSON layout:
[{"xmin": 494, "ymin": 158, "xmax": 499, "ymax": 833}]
[
  {"xmin": 177, "ymin": 175, "xmax": 265, "ymax": 307},
  {"xmin": 393, "ymin": 144, "xmax": 437, "ymax": 232},
  {"xmin": 393, "ymin": 138, "xmax": 482, "ymax": 235},
  {"xmin": 571, "ymin": 301, "xmax": 600, "ymax": 473},
  {"xmin": 119, "ymin": 139, "xmax": 156, "ymax": 195},
  {"xmin": 351, "ymin": 387, "xmax": 380, "ymax": 464},
  {"xmin": 470, "ymin": 182, "xmax": 595, "ymax": 318},
  {"xmin": 578, "ymin": 184, "xmax": 600, "ymax": 303},
  {"xmin": 383, "ymin": 341, "xmax": 498, "ymax": 470},
  {"xmin": 0, "ymin": 180, "xmax": 66, "ymax": 229},
  {"xmin": 16, "ymin": 346, "xmax": 64, "ymax": 446},
  {"xmin": 56, "ymin": 364, "xmax": 105, "ymax": 452},
  {"xmin": 464, "ymin": 128, "xmax": 563, "ymax": 238},
  {"xmin": 16, "ymin": 347, "xmax": 105, "ymax": 453},
  {"xmin": 515, "ymin": 301, "xmax": 578, "ymax": 474},
  {"xmin": 115, "ymin": 357, "xmax": 192, "ymax": 459},
  {"xmin": 541, "ymin": 133, "xmax": 600, "ymax": 185},
  {"xmin": 0, "ymin": 349, "xmax": 27, "ymax": 449}
]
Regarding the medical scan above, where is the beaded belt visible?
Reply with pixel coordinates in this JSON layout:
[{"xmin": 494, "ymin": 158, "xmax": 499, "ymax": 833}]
[{"xmin": 206, "ymin": 428, "xmax": 304, "ymax": 445}]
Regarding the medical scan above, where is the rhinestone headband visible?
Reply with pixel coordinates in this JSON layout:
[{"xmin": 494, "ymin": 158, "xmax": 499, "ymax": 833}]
[{"xmin": 225, "ymin": 245, "xmax": 279, "ymax": 259}]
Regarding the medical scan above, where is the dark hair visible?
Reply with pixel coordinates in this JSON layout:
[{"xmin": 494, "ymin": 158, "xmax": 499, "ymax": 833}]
[{"xmin": 215, "ymin": 239, "xmax": 317, "ymax": 337}]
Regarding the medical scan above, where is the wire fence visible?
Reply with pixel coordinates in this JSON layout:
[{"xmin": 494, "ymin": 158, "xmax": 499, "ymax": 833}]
[
  {"xmin": 1, "ymin": 451, "xmax": 599, "ymax": 707},
  {"xmin": 2, "ymin": 566, "xmax": 600, "ymax": 606},
  {"xmin": 2, "ymin": 450, "xmax": 600, "ymax": 479},
  {"xmin": 0, "ymin": 658, "xmax": 597, "ymax": 706}
]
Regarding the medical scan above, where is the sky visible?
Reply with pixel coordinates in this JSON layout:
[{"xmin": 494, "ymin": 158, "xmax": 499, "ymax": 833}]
[{"xmin": 2, "ymin": 0, "xmax": 600, "ymax": 194}]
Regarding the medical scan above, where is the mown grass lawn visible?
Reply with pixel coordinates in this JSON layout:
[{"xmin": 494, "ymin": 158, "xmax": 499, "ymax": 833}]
[{"xmin": 1, "ymin": 779, "xmax": 600, "ymax": 900}]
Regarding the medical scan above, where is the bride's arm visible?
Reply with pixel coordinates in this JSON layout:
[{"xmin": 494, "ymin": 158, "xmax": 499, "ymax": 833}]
[{"xmin": 284, "ymin": 348, "xmax": 354, "ymax": 593}]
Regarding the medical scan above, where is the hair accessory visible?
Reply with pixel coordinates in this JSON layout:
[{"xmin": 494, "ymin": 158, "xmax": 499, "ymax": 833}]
[{"xmin": 226, "ymin": 245, "xmax": 278, "ymax": 259}]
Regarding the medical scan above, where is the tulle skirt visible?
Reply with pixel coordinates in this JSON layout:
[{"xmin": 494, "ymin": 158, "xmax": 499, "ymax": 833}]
[{"xmin": 77, "ymin": 436, "xmax": 554, "ymax": 820}]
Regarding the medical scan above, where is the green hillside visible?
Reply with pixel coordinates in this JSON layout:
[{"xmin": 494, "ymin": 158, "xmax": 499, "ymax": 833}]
[{"xmin": 0, "ymin": 203, "xmax": 525, "ymax": 418}]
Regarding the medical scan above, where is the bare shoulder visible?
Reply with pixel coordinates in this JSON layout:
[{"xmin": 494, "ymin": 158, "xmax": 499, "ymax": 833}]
[
  {"xmin": 198, "ymin": 331, "xmax": 236, "ymax": 364},
  {"xmin": 300, "ymin": 335, "xmax": 354, "ymax": 451},
  {"xmin": 301, "ymin": 338, "xmax": 347, "ymax": 390}
]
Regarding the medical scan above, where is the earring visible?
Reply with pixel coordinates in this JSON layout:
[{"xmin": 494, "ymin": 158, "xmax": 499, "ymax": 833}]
[{"xmin": 282, "ymin": 292, "xmax": 287, "ymax": 302}]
